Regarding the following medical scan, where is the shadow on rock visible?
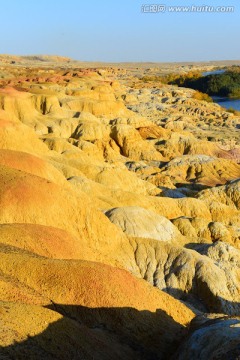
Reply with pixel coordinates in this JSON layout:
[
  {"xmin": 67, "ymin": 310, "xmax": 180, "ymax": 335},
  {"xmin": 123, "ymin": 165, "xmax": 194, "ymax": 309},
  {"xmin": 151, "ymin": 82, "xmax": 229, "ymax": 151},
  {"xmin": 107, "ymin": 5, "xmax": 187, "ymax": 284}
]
[{"xmin": 0, "ymin": 303, "xmax": 188, "ymax": 360}]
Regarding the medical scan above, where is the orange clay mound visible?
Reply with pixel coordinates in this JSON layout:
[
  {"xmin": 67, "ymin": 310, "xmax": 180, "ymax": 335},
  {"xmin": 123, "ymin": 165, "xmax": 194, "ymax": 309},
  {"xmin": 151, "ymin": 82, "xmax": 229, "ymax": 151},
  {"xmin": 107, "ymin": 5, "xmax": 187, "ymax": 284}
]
[
  {"xmin": 0, "ymin": 164, "xmax": 137, "ymax": 271},
  {"xmin": 0, "ymin": 118, "xmax": 49, "ymax": 155},
  {"xmin": 0, "ymin": 301, "xmax": 142, "ymax": 360},
  {"xmin": 0, "ymin": 223, "xmax": 83, "ymax": 259},
  {"xmin": 0, "ymin": 149, "xmax": 66, "ymax": 185},
  {"xmin": 0, "ymin": 245, "xmax": 194, "ymax": 359}
]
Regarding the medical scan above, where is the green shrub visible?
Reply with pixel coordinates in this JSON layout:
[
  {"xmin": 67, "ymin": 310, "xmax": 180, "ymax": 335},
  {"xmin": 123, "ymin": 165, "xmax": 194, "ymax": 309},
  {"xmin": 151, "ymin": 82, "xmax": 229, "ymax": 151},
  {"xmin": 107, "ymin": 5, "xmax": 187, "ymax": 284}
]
[
  {"xmin": 192, "ymin": 91, "xmax": 213, "ymax": 102},
  {"xmin": 182, "ymin": 71, "xmax": 240, "ymax": 98}
]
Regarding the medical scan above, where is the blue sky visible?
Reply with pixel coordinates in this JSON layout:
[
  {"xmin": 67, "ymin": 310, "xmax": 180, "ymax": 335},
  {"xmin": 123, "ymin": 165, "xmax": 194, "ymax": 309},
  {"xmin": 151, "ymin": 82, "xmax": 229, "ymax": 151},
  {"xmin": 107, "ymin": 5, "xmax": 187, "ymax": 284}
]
[{"xmin": 0, "ymin": 0, "xmax": 239, "ymax": 62}]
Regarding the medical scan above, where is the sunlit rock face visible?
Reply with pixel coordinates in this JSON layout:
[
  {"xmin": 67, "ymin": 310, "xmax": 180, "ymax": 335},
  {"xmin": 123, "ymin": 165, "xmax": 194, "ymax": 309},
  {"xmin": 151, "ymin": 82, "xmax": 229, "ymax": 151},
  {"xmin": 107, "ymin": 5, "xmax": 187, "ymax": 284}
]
[
  {"xmin": 0, "ymin": 58, "xmax": 239, "ymax": 359},
  {"xmin": 173, "ymin": 314, "xmax": 240, "ymax": 360}
]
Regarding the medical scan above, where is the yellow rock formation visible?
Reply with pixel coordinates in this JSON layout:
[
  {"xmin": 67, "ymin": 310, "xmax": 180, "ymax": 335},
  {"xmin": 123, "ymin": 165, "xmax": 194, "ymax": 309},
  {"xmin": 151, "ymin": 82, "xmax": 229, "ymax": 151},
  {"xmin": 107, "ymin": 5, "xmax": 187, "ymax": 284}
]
[{"xmin": 0, "ymin": 62, "xmax": 239, "ymax": 358}]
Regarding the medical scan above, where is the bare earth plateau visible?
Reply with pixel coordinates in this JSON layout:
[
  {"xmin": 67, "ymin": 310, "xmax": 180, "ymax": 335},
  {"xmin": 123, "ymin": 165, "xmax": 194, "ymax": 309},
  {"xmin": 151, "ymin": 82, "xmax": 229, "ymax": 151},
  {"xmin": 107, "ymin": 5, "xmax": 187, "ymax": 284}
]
[{"xmin": 0, "ymin": 55, "xmax": 240, "ymax": 359}]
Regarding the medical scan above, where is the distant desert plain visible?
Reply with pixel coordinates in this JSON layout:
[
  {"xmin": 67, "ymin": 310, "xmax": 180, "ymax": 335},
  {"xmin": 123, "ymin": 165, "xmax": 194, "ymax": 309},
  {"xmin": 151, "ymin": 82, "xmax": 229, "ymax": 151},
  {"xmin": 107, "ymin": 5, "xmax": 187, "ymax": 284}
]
[{"xmin": 0, "ymin": 54, "xmax": 240, "ymax": 359}]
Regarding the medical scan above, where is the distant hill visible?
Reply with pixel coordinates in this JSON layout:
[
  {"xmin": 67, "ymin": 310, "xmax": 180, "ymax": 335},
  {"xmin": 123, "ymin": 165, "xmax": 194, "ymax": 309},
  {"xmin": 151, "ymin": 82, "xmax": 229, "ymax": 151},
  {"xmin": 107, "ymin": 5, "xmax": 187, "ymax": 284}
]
[{"xmin": 0, "ymin": 54, "xmax": 73, "ymax": 64}]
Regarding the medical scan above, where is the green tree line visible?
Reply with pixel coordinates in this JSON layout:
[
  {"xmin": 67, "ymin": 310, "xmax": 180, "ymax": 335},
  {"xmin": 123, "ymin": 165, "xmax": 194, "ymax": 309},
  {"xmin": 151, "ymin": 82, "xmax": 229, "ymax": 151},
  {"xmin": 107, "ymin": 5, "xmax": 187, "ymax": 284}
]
[{"xmin": 179, "ymin": 71, "xmax": 240, "ymax": 98}]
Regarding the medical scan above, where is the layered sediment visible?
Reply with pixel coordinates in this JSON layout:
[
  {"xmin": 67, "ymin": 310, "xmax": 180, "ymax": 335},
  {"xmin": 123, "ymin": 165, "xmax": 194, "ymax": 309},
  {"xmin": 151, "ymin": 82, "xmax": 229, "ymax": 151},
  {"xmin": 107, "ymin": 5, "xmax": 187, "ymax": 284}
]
[{"xmin": 0, "ymin": 58, "xmax": 239, "ymax": 359}]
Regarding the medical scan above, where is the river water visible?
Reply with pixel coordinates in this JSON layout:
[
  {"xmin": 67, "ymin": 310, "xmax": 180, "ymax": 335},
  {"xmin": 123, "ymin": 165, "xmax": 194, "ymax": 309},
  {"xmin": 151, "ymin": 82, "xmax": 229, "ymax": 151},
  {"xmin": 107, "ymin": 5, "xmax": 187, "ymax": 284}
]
[
  {"xmin": 202, "ymin": 69, "xmax": 226, "ymax": 76},
  {"xmin": 212, "ymin": 96, "xmax": 240, "ymax": 111},
  {"xmin": 202, "ymin": 69, "xmax": 240, "ymax": 111}
]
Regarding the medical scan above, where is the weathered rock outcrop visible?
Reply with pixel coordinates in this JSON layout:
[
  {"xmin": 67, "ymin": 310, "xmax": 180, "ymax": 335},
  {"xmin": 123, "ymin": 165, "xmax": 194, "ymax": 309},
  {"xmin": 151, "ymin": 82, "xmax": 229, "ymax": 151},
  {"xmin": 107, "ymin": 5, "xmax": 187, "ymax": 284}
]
[
  {"xmin": 0, "ymin": 62, "xmax": 239, "ymax": 358},
  {"xmin": 173, "ymin": 314, "xmax": 240, "ymax": 360},
  {"xmin": 105, "ymin": 206, "xmax": 181, "ymax": 242},
  {"xmin": 130, "ymin": 238, "xmax": 240, "ymax": 315}
]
